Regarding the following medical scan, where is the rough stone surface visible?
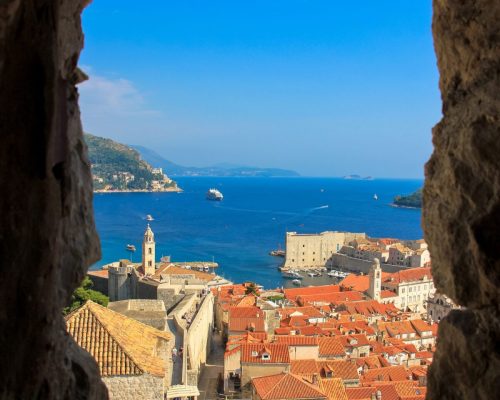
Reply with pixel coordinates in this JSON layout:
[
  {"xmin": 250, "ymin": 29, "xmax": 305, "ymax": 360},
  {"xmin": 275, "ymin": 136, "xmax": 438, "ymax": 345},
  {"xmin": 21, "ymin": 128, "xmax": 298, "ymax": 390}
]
[
  {"xmin": 424, "ymin": 0, "xmax": 500, "ymax": 399},
  {"xmin": 0, "ymin": 0, "xmax": 106, "ymax": 398}
]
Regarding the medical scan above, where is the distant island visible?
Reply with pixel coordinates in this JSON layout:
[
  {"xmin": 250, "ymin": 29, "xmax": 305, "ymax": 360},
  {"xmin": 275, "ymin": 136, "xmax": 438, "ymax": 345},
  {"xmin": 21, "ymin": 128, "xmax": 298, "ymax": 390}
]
[
  {"xmin": 343, "ymin": 174, "xmax": 374, "ymax": 180},
  {"xmin": 132, "ymin": 145, "xmax": 300, "ymax": 177},
  {"xmin": 85, "ymin": 134, "xmax": 181, "ymax": 193},
  {"xmin": 393, "ymin": 188, "xmax": 422, "ymax": 208}
]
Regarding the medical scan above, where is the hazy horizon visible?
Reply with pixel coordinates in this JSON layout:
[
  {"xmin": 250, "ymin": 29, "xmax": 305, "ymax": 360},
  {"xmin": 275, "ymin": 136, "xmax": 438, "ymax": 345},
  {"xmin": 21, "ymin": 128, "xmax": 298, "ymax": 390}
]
[{"xmin": 79, "ymin": 1, "xmax": 440, "ymax": 178}]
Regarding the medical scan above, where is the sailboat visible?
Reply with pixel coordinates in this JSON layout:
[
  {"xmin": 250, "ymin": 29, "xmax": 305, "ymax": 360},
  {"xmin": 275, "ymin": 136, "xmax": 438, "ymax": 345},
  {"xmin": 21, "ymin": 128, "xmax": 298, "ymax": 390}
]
[{"xmin": 373, "ymin": 194, "xmax": 378, "ymax": 200}]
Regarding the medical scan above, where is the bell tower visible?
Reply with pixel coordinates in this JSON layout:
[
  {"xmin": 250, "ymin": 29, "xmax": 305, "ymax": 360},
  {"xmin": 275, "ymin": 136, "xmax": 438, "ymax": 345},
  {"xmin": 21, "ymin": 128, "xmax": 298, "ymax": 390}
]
[
  {"xmin": 368, "ymin": 258, "xmax": 382, "ymax": 301},
  {"xmin": 142, "ymin": 224, "xmax": 156, "ymax": 275}
]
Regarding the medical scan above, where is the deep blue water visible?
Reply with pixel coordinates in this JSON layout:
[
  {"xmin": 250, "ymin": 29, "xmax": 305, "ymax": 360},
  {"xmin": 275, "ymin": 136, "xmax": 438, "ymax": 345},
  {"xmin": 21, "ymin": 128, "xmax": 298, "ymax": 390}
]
[{"xmin": 92, "ymin": 177, "xmax": 423, "ymax": 289}]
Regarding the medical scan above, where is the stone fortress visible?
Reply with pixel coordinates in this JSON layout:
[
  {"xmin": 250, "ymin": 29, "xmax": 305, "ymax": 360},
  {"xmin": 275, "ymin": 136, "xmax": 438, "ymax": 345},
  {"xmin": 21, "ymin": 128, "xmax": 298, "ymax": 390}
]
[{"xmin": 283, "ymin": 231, "xmax": 431, "ymax": 274}]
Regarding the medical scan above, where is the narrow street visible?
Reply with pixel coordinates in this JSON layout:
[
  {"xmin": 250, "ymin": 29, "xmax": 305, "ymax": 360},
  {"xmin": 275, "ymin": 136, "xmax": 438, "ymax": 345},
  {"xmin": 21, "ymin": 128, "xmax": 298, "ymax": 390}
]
[
  {"xmin": 197, "ymin": 331, "xmax": 224, "ymax": 400},
  {"xmin": 166, "ymin": 318, "xmax": 184, "ymax": 386}
]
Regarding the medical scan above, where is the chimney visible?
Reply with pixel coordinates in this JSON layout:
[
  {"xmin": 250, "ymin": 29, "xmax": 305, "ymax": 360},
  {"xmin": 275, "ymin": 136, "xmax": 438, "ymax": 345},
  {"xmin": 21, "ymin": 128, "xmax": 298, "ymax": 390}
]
[
  {"xmin": 376, "ymin": 389, "xmax": 382, "ymax": 400},
  {"xmin": 312, "ymin": 373, "xmax": 318, "ymax": 385}
]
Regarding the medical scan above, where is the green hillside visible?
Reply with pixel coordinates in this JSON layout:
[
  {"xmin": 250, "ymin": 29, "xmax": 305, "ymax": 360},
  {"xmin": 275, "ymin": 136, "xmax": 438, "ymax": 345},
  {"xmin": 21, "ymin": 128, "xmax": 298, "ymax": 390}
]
[
  {"xmin": 84, "ymin": 133, "xmax": 179, "ymax": 191},
  {"xmin": 393, "ymin": 188, "xmax": 422, "ymax": 208}
]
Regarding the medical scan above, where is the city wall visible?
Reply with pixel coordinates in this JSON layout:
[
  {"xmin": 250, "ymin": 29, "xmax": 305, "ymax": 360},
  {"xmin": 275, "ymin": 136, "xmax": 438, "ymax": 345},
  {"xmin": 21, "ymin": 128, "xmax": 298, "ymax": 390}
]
[
  {"xmin": 102, "ymin": 374, "xmax": 164, "ymax": 400},
  {"xmin": 185, "ymin": 292, "xmax": 215, "ymax": 385},
  {"xmin": 330, "ymin": 254, "xmax": 406, "ymax": 274}
]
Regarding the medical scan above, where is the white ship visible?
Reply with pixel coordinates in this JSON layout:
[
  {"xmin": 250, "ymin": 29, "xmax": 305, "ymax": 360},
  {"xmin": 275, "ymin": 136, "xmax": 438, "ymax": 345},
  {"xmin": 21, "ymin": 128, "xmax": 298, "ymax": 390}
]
[
  {"xmin": 282, "ymin": 270, "xmax": 303, "ymax": 279},
  {"xmin": 146, "ymin": 214, "xmax": 154, "ymax": 221},
  {"xmin": 126, "ymin": 244, "xmax": 136, "ymax": 252},
  {"xmin": 206, "ymin": 188, "xmax": 223, "ymax": 201}
]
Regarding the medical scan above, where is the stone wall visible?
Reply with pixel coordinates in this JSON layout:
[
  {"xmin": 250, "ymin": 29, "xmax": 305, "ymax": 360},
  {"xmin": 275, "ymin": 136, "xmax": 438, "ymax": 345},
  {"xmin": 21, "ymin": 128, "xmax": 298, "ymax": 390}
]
[
  {"xmin": 185, "ymin": 293, "xmax": 215, "ymax": 382},
  {"xmin": 424, "ymin": 0, "xmax": 500, "ymax": 399},
  {"xmin": 330, "ymin": 254, "xmax": 406, "ymax": 274},
  {"xmin": 102, "ymin": 374, "xmax": 163, "ymax": 400},
  {"xmin": 0, "ymin": 0, "xmax": 107, "ymax": 398}
]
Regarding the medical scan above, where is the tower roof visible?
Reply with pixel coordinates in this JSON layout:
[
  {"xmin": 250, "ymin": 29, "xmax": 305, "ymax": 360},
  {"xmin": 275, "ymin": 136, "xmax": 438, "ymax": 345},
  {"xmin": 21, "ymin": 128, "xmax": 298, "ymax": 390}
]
[{"xmin": 144, "ymin": 223, "xmax": 154, "ymax": 240}]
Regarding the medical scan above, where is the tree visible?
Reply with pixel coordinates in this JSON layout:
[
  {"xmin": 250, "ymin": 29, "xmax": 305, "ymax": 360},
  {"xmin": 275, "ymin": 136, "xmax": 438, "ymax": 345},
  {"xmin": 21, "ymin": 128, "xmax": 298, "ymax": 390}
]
[
  {"xmin": 63, "ymin": 276, "xmax": 109, "ymax": 315},
  {"xmin": 245, "ymin": 283, "xmax": 259, "ymax": 296}
]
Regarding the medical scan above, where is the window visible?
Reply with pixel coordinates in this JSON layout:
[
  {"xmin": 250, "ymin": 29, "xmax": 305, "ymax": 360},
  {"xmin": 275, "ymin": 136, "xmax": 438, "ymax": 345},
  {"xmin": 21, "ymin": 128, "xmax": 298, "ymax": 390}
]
[
  {"xmin": 292, "ymin": 259, "xmax": 295, "ymax": 262},
  {"xmin": 303, "ymin": 244, "xmax": 305, "ymax": 247},
  {"xmin": 313, "ymin": 258, "xmax": 315, "ymax": 262},
  {"xmin": 251, "ymin": 351, "xmax": 258, "ymax": 357},
  {"xmin": 148, "ymin": 261, "xmax": 152, "ymax": 266},
  {"xmin": 402, "ymin": 288, "xmax": 405, "ymax": 293},
  {"xmin": 302, "ymin": 252, "xmax": 305, "ymax": 255},
  {"xmin": 148, "ymin": 248, "xmax": 152, "ymax": 254},
  {"xmin": 262, "ymin": 353, "xmax": 270, "ymax": 360}
]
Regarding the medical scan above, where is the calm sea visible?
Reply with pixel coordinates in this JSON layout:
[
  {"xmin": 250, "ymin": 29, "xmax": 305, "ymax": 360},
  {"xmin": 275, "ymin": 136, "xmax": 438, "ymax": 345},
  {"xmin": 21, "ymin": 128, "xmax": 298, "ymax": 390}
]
[{"xmin": 92, "ymin": 177, "xmax": 423, "ymax": 289}]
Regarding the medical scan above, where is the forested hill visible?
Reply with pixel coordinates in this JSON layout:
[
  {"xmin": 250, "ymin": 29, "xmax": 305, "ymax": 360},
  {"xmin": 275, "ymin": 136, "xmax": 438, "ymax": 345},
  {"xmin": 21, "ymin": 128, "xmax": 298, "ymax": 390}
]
[
  {"xmin": 84, "ymin": 133, "xmax": 179, "ymax": 191},
  {"xmin": 393, "ymin": 188, "xmax": 422, "ymax": 208}
]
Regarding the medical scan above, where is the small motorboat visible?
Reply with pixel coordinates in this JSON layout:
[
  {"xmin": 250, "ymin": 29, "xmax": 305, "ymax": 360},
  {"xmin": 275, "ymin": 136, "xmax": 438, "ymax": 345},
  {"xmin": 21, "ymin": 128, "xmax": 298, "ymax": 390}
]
[
  {"xmin": 126, "ymin": 244, "xmax": 136, "ymax": 252},
  {"xmin": 146, "ymin": 214, "xmax": 154, "ymax": 221},
  {"xmin": 292, "ymin": 279, "xmax": 301, "ymax": 286},
  {"xmin": 373, "ymin": 194, "xmax": 378, "ymax": 200}
]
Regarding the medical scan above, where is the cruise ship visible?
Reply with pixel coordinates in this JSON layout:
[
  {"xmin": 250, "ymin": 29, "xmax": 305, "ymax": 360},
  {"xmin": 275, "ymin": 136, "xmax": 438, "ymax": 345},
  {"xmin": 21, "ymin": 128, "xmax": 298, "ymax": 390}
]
[{"xmin": 206, "ymin": 188, "xmax": 223, "ymax": 201}]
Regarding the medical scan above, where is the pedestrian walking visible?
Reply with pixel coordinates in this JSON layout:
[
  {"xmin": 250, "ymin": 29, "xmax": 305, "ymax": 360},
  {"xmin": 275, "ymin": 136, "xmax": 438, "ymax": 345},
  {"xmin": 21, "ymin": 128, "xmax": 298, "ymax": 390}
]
[{"xmin": 171, "ymin": 347, "xmax": 178, "ymax": 361}]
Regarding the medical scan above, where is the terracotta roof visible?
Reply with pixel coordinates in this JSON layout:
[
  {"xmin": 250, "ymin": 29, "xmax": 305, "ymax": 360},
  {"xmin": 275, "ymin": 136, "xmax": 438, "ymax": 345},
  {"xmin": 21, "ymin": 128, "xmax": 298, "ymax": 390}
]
[
  {"xmin": 241, "ymin": 343, "xmax": 290, "ymax": 364},
  {"xmin": 384, "ymin": 267, "xmax": 432, "ymax": 284},
  {"xmin": 229, "ymin": 306, "xmax": 262, "ymax": 318},
  {"xmin": 337, "ymin": 334, "xmax": 371, "ymax": 348},
  {"xmin": 318, "ymin": 337, "xmax": 345, "ymax": 357},
  {"xmin": 66, "ymin": 301, "xmax": 171, "ymax": 377},
  {"xmin": 298, "ymin": 291, "xmax": 365, "ymax": 305},
  {"xmin": 336, "ymin": 300, "xmax": 399, "ymax": 317},
  {"xmin": 318, "ymin": 360, "xmax": 360, "ymax": 381},
  {"xmin": 87, "ymin": 269, "xmax": 109, "ymax": 278},
  {"xmin": 362, "ymin": 366, "xmax": 410, "ymax": 382},
  {"xmin": 409, "ymin": 319, "xmax": 435, "ymax": 333},
  {"xmin": 345, "ymin": 387, "xmax": 375, "ymax": 400},
  {"xmin": 290, "ymin": 359, "xmax": 320, "ymax": 376},
  {"xmin": 228, "ymin": 317, "xmax": 266, "ymax": 333},
  {"xmin": 252, "ymin": 373, "xmax": 327, "ymax": 400},
  {"xmin": 279, "ymin": 306, "xmax": 325, "ymax": 319},
  {"xmin": 319, "ymin": 377, "xmax": 348, "ymax": 400},
  {"xmin": 235, "ymin": 294, "xmax": 257, "ymax": 307},
  {"xmin": 381, "ymin": 290, "xmax": 398, "ymax": 298},
  {"xmin": 274, "ymin": 336, "xmax": 318, "ymax": 346},
  {"xmin": 355, "ymin": 355, "xmax": 390, "ymax": 369},
  {"xmin": 340, "ymin": 274, "xmax": 388, "ymax": 292},
  {"xmin": 154, "ymin": 263, "xmax": 214, "ymax": 282}
]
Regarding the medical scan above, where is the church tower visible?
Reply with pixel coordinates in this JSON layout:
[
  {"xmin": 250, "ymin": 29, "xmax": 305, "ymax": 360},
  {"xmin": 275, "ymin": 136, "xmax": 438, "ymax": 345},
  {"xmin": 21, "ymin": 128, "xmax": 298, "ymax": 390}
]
[
  {"xmin": 368, "ymin": 258, "xmax": 382, "ymax": 301},
  {"xmin": 142, "ymin": 224, "xmax": 156, "ymax": 275}
]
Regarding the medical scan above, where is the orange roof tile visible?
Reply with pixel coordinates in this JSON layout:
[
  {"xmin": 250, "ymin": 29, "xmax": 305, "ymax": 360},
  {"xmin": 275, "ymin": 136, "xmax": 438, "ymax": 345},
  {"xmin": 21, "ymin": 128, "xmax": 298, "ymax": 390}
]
[
  {"xmin": 229, "ymin": 306, "xmax": 262, "ymax": 318},
  {"xmin": 317, "ymin": 360, "xmax": 360, "ymax": 381},
  {"xmin": 318, "ymin": 337, "xmax": 345, "ymax": 357},
  {"xmin": 362, "ymin": 366, "xmax": 410, "ymax": 382},
  {"xmin": 345, "ymin": 387, "xmax": 376, "ymax": 400},
  {"xmin": 252, "ymin": 373, "xmax": 327, "ymax": 400},
  {"xmin": 384, "ymin": 267, "xmax": 432, "ymax": 284},
  {"xmin": 319, "ymin": 377, "xmax": 348, "ymax": 400},
  {"xmin": 241, "ymin": 343, "xmax": 290, "ymax": 364},
  {"xmin": 65, "ymin": 301, "xmax": 171, "ymax": 377},
  {"xmin": 229, "ymin": 317, "xmax": 266, "ymax": 333},
  {"xmin": 154, "ymin": 263, "xmax": 214, "ymax": 282},
  {"xmin": 87, "ymin": 269, "xmax": 109, "ymax": 278},
  {"xmin": 275, "ymin": 336, "xmax": 318, "ymax": 346}
]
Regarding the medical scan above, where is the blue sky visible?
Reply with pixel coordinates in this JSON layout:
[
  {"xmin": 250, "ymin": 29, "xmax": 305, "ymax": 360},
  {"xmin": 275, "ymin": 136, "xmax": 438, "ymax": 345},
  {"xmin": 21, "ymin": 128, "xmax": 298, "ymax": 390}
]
[{"xmin": 79, "ymin": 1, "xmax": 440, "ymax": 178}]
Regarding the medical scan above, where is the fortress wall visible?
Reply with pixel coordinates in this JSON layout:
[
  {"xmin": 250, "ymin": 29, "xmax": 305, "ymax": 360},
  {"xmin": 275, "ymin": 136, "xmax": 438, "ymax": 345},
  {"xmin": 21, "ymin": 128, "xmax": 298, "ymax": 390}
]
[
  {"xmin": 185, "ymin": 293, "xmax": 215, "ymax": 383},
  {"xmin": 330, "ymin": 254, "xmax": 406, "ymax": 274},
  {"xmin": 284, "ymin": 231, "xmax": 365, "ymax": 270}
]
